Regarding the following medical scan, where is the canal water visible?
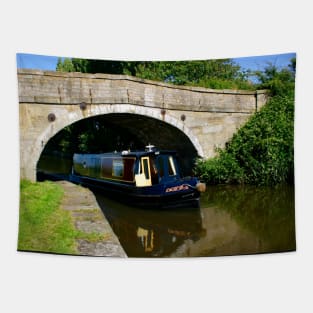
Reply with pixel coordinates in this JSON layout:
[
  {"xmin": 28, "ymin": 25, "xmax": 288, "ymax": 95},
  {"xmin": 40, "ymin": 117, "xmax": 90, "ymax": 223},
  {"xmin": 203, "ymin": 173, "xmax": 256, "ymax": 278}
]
[
  {"xmin": 37, "ymin": 154, "xmax": 296, "ymax": 257},
  {"xmin": 94, "ymin": 184, "xmax": 296, "ymax": 257}
]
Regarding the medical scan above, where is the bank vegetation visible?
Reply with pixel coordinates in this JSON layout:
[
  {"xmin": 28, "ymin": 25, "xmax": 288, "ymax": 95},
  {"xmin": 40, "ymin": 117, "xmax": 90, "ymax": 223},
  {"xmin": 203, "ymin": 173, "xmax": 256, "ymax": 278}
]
[
  {"xmin": 195, "ymin": 61, "xmax": 295, "ymax": 186},
  {"xmin": 18, "ymin": 180, "xmax": 78, "ymax": 254}
]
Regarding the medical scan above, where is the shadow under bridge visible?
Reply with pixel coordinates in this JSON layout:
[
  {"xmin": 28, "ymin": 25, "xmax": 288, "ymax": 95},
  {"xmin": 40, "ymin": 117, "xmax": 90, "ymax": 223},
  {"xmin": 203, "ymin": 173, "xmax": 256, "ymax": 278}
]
[
  {"xmin": 93, "ymin": 113, "xmax": 199, "ymax": 176},
  {"xmin": 38, "ymin": 113, "xmax": 199, "ymax": 177}
]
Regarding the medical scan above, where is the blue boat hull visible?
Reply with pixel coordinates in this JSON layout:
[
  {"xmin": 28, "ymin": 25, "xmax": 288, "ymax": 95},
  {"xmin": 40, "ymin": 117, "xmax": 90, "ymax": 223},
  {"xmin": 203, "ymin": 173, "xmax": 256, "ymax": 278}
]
[{"xmin": 69, "ymin": 173, "xmax": 201, "ymax": 209}]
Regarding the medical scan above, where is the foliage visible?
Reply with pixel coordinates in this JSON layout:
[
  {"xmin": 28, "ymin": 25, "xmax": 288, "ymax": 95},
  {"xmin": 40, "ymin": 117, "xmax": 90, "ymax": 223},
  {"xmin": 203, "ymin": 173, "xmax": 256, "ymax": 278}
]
[
  {"xmin": 127, "ymin": 59, "xmax": 254, "ymax": 90},
  {"xmin": 195, "ymin": 94, "xmax": 294, "ymax": 186},
  {"xmin": 56, "ymin": 58, "xmax": 254, "ymax": 90},
  {"xmin": 43, "ymin": 116, "xmax": 143, "ymax": 155},
  {"xmin": 254, "ymin": 58, "xmax": 296, "ymax": 96},
  {"xmin": 195, "ymin": 150, "xmax": 244, "ymax": 184},
  {"xmin": 56, "ymin": 58, "xmax": 76, "ymax": 72},
  {"xmin": 194, "ymin": 59, "xmax": 295, "ymax": 186}
]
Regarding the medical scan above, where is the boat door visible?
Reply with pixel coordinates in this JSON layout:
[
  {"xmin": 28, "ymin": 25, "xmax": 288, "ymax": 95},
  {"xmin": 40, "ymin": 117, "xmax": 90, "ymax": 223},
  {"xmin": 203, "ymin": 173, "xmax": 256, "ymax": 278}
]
[{"xmin": 135, "ymin": 156, "xmax": 152, "ymax": 187}]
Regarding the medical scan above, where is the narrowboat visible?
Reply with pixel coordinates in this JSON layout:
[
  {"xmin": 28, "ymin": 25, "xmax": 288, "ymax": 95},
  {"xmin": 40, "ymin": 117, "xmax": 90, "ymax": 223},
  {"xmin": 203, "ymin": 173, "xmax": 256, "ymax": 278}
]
[{"xmin": 69, "ymin": 145, "xmax": 206, "ymax": 208}]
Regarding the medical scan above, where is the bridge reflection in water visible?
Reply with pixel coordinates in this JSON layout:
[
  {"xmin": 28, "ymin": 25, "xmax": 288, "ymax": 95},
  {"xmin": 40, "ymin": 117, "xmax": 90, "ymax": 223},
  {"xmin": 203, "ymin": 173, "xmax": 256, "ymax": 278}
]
[{"xmin": 94, "ymin": 184, "xmax": 295, "ymax": 258}]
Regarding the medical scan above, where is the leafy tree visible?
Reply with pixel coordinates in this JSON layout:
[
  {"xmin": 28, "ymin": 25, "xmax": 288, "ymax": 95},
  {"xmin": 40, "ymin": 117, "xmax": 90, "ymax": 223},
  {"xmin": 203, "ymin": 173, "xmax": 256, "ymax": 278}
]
[
  {"xmin": 289, "ymin": 57, "xmax": 296, "ymax": 75},
  {"xmin": 195, "ymin": 59, "xmax": 295, "ymax": 186},
  {"xmin": 56, "ymin": 58, "xmax": 76, "ymax": 72},
  {"xmin": 56, "ymin": 58, "xmax": 254, "ymax": 90},
  {"xmin": 195, "ymin": 94, "xmax": 294, "ymax": 186},
  {"xmin": 132, "ymin": 59, "xmax": 254, "ymax": 90},
  {"xmin": 57, "ymin": 58, "xmax": 127, "ymax": 75},
  {"xmin": 254, "ymin": 60, "xmax": 296, "ymax": 96}
]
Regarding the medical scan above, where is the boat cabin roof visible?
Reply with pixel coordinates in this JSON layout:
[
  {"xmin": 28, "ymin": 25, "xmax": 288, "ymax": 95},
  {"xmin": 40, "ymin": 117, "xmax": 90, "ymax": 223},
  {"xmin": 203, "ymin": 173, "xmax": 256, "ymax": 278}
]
[{"xmin": 75, "ymin": 149, "xmax": 177, "ymax": 159}]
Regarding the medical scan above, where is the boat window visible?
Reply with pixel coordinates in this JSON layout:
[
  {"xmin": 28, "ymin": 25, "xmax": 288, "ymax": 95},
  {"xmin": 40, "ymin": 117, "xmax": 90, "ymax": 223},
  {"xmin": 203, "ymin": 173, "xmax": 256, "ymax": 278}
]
[
  {"xmin": 101, "ymin": 157, "xmax": 136, "ymax": 181},
  {"xmin": 112, "ymin": 159, "xmax": 124, "ymax": 177},
  {"xmin": 157, "ymin": 157, "xmax": 164, "ymax": 178},
  {"xmin": 101, "ymin": 157, "xmax": 113, "ymax": 177},
  {"xmin": 142, "ymin": 158, "xmax": 150, "ymax": 180},
  {"xmin": 168, "ymin": 156, "xmax": 177, "ymax": 176},
  {"xmin": 123, "ymin": 158, "xmax": 136, "ymax": 181},
  {"xmin": 149, "ymin": 157, "xmax": 159, "ymax": 185}
]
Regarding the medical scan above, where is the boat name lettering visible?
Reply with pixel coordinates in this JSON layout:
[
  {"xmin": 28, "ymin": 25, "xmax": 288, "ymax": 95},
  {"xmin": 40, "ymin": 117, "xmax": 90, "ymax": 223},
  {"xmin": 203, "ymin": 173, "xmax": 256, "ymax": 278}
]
[{"xmin": 165, "ymin": 185, "xmax": 189, "ymax": 193}]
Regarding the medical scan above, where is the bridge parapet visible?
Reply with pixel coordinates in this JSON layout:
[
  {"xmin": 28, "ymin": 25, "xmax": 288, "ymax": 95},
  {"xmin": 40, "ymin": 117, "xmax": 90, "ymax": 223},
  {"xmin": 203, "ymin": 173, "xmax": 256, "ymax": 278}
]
[{"xmin": 18, "ymin": 69, "xmax": 268, "ymax": 113}]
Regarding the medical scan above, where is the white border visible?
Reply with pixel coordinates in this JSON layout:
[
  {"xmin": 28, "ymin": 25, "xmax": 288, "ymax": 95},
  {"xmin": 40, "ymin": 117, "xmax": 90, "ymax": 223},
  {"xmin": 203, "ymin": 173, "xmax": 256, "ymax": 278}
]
[{"xmin": 1, "ymin": 1, "xmax": 312, "ymax": 312}]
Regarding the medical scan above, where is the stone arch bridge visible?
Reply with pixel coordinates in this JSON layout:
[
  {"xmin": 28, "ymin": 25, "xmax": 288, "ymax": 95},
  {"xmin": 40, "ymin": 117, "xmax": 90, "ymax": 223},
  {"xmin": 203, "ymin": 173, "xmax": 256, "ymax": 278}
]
[{"xmin": 18, "ymin": 69, "xmax": 267, "ymax": 181}]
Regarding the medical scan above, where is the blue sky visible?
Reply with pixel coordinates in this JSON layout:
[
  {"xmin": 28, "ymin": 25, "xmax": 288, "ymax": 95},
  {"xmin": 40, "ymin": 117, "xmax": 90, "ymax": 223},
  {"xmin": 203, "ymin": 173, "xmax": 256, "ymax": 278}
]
[
  {"xmin": 16, "ymin": 53, "xmax": 60, "ymax": 71},
  {"xmin": 16, "ymin": 52, "xmax": 296, "ymax": 74},
  {"xmin": 233, "ymin": 52, "xmax": 295, "ymax": 72}
]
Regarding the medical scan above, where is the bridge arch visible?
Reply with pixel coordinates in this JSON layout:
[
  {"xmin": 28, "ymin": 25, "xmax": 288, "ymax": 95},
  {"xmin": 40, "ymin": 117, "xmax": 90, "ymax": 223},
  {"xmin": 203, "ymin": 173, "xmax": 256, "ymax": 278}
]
[
  {"xmin": 32, "ymin": 104, "xmax": 204, "ymax": 181},
  {"xmin": 19, "ymin": 69, "xmax": 267, "ymax": 181}
]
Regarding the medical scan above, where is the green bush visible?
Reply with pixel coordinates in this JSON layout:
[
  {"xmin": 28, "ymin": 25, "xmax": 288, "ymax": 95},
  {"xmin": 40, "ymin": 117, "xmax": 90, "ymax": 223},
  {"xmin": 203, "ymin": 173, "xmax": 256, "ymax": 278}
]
[
  {"xmin": 195, "ymin": 95, "xmax": 294, "ymax": 186},
  {"xmin": 195, "ymin": 151, "xmax": 244, "ymax": 185}
]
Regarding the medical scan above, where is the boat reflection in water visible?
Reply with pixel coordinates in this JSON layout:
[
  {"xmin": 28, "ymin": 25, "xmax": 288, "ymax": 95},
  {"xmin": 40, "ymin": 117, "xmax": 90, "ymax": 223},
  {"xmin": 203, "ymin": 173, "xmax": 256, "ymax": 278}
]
[
  {"xmin": 94, "ymin": 192, "xmax": 206, "ymax": 257},
  {"xmin": 95, "ymin": 184, "xmax": 295, "ymax": 258}
]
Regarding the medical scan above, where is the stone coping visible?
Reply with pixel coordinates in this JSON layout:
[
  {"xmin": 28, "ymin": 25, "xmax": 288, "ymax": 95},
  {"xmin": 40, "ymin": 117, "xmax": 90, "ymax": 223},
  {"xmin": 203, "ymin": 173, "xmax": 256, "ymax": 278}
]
[
  {"xmin": 17, "ymin": 68, "xmax": 268, "ymax": 96},
  {"xmin": 56, "ymin": 180, "xmax": 127, "ymax": 257}
]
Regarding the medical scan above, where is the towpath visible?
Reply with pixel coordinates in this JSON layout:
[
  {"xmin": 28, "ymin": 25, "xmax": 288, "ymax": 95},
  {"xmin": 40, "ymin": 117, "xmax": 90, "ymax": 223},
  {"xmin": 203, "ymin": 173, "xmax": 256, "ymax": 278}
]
[{"xmin": 56, "ymin": 181, "xmax": 127, "ymax": 257}]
